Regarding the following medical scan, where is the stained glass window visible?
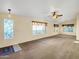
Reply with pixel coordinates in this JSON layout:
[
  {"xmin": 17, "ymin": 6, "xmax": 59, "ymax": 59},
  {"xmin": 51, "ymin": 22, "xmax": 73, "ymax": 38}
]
[{"xmin": 4, "ymin": 19, "xmax": 14, "ymax": 40}]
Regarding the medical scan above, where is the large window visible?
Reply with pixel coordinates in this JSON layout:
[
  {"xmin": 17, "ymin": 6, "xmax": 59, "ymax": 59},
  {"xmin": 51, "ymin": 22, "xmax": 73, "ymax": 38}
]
[
  {"xmin": 62, "ymin": 24, "xmax": 74, "ymax": 32},
  {"xmin": 32, "ymin": 21, "xmax": 47, "ymax": 35},
  {"xmin": 4, "ymin": 19, "xmax": 14, "ymax": 40}
]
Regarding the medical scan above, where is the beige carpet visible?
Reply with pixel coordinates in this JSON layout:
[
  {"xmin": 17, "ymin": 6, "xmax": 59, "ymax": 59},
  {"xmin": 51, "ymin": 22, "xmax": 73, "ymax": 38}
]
[{"xmin": 0, "ymin": 34, "xmax": 79, "ymax": 59}]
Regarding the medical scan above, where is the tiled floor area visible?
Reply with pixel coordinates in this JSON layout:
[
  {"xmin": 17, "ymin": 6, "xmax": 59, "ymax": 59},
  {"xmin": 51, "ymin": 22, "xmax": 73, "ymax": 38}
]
[{"xmin": 0, "ymin": 34, "xmax": 79, "ymax": 59}]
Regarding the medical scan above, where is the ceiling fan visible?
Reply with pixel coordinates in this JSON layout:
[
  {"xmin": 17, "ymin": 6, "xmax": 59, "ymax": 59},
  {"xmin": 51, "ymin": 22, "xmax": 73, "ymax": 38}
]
[{"xmin": 50, "ymin": 11, "xmax": 63, "ymax": 19}]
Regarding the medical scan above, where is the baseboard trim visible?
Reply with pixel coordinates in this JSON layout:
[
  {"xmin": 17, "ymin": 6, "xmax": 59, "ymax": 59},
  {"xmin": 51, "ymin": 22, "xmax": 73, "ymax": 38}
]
[{"xmin": 74, "ymin": 41, "xmax": 79, "ymax": 43}]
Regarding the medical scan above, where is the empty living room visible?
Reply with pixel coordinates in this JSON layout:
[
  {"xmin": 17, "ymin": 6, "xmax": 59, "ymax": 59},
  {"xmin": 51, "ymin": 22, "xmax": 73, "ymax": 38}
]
[{"xmin": 0, "ymin": 0, "xmax": 79, "ymax": 59}]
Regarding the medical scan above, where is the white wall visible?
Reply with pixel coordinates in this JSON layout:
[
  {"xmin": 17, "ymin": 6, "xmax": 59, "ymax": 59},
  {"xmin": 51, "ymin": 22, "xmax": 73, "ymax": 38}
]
[
  {"xmin": 0, "ymin": 13, "xmax": 77, "ymax": 48},
  {"xmin": 76, "ymin": 15, "xmax": 79, "ymax": 40},
  {"xmin": 0, "ymin": 13, "xmax": 59, "ymax": 48}
]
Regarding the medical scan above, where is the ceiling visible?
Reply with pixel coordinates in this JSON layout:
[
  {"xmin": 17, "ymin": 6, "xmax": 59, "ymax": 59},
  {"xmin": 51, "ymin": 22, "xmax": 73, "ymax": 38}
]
[{"xmin": 0, "ymin": 0, "xmax": 79, "ymax": 23}]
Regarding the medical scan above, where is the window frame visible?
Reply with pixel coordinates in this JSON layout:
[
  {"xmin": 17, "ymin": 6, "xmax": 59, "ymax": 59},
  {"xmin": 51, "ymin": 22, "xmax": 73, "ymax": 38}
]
[
  {"xmin": 62, "ymin": 24, "xmax": 74, "ymax": 32},
  {"xmin": 4, "ymin": 18, "xmax": 14, "ymax": 40},
  {"xmin": 32, "ymin": 21, "xmax": 47, "ymax": 35}
]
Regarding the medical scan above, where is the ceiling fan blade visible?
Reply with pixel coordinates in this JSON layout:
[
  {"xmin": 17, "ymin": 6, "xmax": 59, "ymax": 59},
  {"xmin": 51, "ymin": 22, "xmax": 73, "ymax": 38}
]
[
  {"xmin": 56, "ymin": 14, "xmax": 63, "ymax": 19},
  {"xmin": 58, "ymin": 14, "xmax": 63, "ymax": 16},
  {"xmin": 53, "ymin": 12, "xmax": 56, "ymax": 16}
]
